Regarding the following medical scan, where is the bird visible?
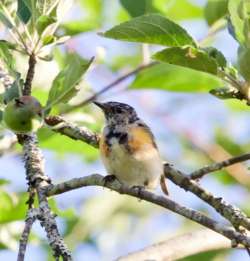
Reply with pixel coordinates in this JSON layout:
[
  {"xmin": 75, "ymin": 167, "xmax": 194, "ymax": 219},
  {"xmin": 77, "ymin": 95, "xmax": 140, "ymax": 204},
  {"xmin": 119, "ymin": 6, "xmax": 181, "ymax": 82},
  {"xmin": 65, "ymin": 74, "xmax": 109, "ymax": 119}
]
[{"xmin": 94, "ymin": 101, "xmax": 168, "ymax": 195}]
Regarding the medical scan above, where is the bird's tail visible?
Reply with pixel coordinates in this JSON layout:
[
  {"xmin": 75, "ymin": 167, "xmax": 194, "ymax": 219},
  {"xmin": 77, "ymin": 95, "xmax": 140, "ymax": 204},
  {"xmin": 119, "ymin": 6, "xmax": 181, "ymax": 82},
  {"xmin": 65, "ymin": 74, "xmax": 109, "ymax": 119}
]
[{"xmin": 160, "ymin": 174, "xmax": 169, "ymax": 196}]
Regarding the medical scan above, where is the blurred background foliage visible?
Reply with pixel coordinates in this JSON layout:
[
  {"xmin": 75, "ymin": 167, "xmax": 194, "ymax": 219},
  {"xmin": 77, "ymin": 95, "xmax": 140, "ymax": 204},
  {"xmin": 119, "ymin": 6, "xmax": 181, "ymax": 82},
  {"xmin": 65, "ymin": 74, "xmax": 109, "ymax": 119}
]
[{"xmin": 0, "ymin": 0, "xmax": 250, "ymax": 260}]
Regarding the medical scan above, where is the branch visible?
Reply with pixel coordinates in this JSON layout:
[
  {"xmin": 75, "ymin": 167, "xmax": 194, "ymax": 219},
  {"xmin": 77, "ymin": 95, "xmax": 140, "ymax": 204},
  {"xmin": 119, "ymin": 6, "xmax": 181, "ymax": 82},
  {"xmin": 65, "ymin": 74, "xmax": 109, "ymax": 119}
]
[
  {"xmin": 118, "ymin": 229, "xmax": 240, "ymax": 261},
  {"xmin": 66, "ymin": 62, "xmax": 157, "ymax": 111},
  {"xmin": 45, "ymin": 115, "xmax": 99, "ymax": 148},
  {"xmin": 22, "ymin": 134, "xmax": 72, "ymax": 260},
  {"xmin": 164, "ymin": 164, "xmax": 250, "ymax": 231},
  {"xmin": 45, "ymin": 174, "xmax": 250, "ymax": 249},
  {"xmin": 17, "ymin": 208, "xmax": 39, "ymax": 261},
  {"xmin": 15, "ymin": 51, "xmax": 72, "ymax": 260},
  {"xmin": 190, "ymin": 153, "xmax": 250, "ymax": 180},
  {"xmin": 23, "ymin": 53, "xmax": 36, "ymax": 96},
  {"xmin": 45, "ymin": 116, "xmax": 250, "ymax": 232}
]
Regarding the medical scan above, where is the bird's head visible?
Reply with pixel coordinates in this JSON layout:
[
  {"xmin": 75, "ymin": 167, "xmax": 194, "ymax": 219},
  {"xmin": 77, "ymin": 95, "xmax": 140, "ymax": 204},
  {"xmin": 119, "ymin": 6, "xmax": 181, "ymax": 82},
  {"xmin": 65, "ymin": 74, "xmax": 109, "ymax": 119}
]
[{"xmin": 94, "ymin": 101, "xmax": 138, "ymax": 126}]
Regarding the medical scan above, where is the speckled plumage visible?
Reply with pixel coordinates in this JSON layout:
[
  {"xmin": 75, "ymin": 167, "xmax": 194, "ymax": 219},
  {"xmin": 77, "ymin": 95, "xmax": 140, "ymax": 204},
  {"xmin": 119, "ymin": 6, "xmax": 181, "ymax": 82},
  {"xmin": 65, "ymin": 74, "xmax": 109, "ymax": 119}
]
[{"xmin": 95, "ymin": 101, "xmax": 168, "ymax": 193}]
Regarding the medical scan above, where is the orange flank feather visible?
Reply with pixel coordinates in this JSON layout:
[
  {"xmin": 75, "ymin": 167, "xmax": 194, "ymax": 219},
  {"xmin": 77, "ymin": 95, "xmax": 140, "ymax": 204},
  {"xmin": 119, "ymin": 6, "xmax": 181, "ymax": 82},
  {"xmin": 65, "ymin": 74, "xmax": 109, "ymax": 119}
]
[
  {"xmin": 100, "ymin": 135, "xmax": 110, "ymax": 157},
  {"xmin": 128, "ymin": 126, "xmax": 156, "ymax": 153}
]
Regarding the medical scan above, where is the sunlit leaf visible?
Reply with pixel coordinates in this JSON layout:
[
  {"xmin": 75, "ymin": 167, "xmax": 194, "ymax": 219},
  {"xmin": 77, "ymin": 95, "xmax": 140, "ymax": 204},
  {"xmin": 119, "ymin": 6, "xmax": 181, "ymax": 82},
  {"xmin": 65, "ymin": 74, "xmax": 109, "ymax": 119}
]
[
  {"xmin": 228, "ymin": 0, "xmax": 246, "ymax": 44},
  {"xmin": 204, "ymin": 0, "xmax": 228, "ymax": 25},
  {"xmin": 45, "ymin": 55, "xmax": 93, "ymax": 114},
  {"xmin": 154, "ymin": 0, "xmax": 203, "ymax": 21},
  {"xmin": 153, "ymin": 46, "xmax": 218, "ymax": 75},
  {"xmin": 0, "ymin": 10, "xmax": 14, "ymax": 28},
  {"xmin": 36, "ymin": 15, "xmax": 56, "ymax": 35},
  {"xmin": 131, "ymin": 63, "xmax": 222, "ymax": 92},
  {"xmin": 103, "ymin": 14, "xmax": 196, "ymax": 47}
]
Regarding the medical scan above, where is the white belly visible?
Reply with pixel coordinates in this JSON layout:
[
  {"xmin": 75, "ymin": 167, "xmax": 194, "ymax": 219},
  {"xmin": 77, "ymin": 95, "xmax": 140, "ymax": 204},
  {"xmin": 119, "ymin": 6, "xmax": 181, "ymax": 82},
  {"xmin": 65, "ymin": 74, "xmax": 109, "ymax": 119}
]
[{"xmin": 101, "ymin": 140, "xmax": 162, "ymax": 189}]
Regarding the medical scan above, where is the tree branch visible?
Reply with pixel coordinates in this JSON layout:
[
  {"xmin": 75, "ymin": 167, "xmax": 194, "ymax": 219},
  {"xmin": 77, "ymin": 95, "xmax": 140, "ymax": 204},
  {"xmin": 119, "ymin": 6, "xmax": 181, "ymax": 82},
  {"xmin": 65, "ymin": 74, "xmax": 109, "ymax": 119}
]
[
  {"xmin": 45, "ymin": 174, "xmax": 250, "ymax": 249},
  {"xmin": 66, "ymin": 61, "xmax": 157, "ymax": 111},
  {"xmin": 23, "ymin": 53, "xmax": 36, "ymax": 96},
  {"xmin": 189, "ymin": 153, "xmax": 250, "ymax": 180},
  {"xmin": 45, "ymin": 115, "xmax": 99, "ymax": 148},
  {"xmin": 17, "ymin": 208, "xmax": 39, "ymax": 261},
  {"xmin": 45, "ymin": 116, "xmax": 250, "ymax": 232},
  {"xmin": 118, "ymin": 229, "xmax": 241, "ymax": 261},
  {"xmin": 164, "ymin": 164, "xmax": 250, "ymax": 231},
  {"xmin": 22, "ymin": 134, "xmax": 72, "ymax": 260},
  {"xmin": 17, "ymin": 52, "xmax": 72, "ymax": 260}
]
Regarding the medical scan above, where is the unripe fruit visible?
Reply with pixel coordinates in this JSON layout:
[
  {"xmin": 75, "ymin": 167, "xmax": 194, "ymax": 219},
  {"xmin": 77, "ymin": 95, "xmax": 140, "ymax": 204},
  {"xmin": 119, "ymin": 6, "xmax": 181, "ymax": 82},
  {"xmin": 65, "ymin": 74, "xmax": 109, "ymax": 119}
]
[{"xmin": 3, "ymin": 96, "xmax": 43, "ymax": 133}]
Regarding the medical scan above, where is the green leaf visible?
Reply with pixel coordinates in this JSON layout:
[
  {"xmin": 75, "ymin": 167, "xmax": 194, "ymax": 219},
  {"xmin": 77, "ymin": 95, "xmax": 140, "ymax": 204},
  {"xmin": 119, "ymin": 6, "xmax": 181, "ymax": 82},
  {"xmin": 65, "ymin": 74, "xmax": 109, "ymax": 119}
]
[
  {"xmin": 45, "ymin": 55, "xmax": 93, "ymax": 113},
  {"xmin": 228, "ymin": 0, "xmax": 249, "ymax": 45},
  {"xmin": 153, "ymin": 46, "xmax": 218, "ymax": 75},
  {"xmin": 102, "ymin": 14, "xmax": 196, "ymax": 47},
  {"xmin": 36, "ymin": 15, "xmax": 56, "ymax": 35},
  {"xmin": 0, "ymin": 179, "xmax": 10, "ymax": 186},
  {"xmin": 62, "ymin": 0, "xmax": 102, "ymax": 36},
  {"xmin": 0, "ymin": 10, "xmax": 14, "ymax": 28},
  {"xmin": 38, "ymin": 127, "xmax": 99, "ymax": 161},
  {"xmin": 3, "ymin": 74, "xmax": 23, "ymax": 103},
  {"xmin": 120, "ymin": 0, "xmax": 158, "ymax": 17},
  {"xmin": 17, "ymin": 0, "xmax": 32, "ymax": 23},
  {"xmin": 203, "ymin": 47, "xmax": 227, "ymax": 68},
  {"xmin": 237, "ymin": 46, "xmax": 250, "ymax": 81},
  {"xmin": 204, "ymin": 0, "xmax": 228, "ymax": 25},
  {"xmin": 0, "ymin": 191, "xmax": 27, "ymax": 224},
  {"xmin": 131, "ymin": 63, "xmax": 222, "ymax": 92},
  {"xmin": 0, "ymin": 40, "xmax": 15, "ymax": 72},
  {"xmin": 154, "ymin": 0, "xmax": 203, "ymax": 21}
]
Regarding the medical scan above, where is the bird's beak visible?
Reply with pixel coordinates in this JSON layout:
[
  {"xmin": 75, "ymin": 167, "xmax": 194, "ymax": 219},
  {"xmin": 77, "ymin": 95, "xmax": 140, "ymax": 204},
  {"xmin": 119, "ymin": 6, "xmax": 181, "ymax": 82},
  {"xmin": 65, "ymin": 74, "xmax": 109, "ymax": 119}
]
[{"xmin": 93, "ymin": 101, "xmax": 107, "ymax": 111}]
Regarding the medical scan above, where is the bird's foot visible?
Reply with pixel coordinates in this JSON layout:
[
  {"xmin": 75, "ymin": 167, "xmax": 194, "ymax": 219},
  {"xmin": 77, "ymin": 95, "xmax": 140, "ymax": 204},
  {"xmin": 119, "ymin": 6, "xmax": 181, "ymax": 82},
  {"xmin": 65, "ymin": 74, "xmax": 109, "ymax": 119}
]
[
  {"xmin": 131, "ymin": 185, "xmax": 145, "ymax": 200},
  {"xmin": 102, "ymin": 174, "xmax": 117, "ymax": 187}
]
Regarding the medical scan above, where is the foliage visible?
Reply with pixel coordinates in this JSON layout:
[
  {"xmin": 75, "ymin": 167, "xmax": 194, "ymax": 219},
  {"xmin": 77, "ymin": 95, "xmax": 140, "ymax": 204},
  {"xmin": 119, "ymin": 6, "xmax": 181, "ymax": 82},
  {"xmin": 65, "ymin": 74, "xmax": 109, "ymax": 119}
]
[{"xmin": 0, "ymin": 0, "xmax": 249, "ymax": 260}]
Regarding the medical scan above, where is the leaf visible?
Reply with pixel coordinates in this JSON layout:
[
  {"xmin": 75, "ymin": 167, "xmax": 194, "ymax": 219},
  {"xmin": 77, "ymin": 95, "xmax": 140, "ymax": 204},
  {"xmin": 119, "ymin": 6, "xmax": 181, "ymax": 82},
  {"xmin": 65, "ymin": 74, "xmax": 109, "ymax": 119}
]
[
  {"xmin": 237, "ymin": 46, "xmax": 250, "ymax": 81},
  {"xmin": 102, "ymin": 14, "xmax": 196, "ymax": 47},
  {"xmin": 154, "ymin": 0, "xmax": 203, "ymax": 21},
  {"xmin": 228, "ymin": 0, "xmax": 246, "ymax": 44},
  {"xmin": 3, "ymin": 74, "xmax": 23, "ymax": 104},
  {"xmin": 0, "ymin": 191, "xmax": 27, "ymax": 224},
  {"xmin": 130, "ymin": 63, "xmax": 222, "ymax": 92},
  {"xmin": 153, "ymin": 46, "xmax": 218, "ymax": 75},
  {"xmin": 0, "ymin": 40, "xmax": 15, "ymax": 72},
  {"xmin": 38, "ymin": 127, "xmax": 99, "ymax": 161},
  {"xmin": 0, "ymin": 10, "xmax": 14, "ymax": 28},
  {"xmin": 45, "ymin": 55, "xmax": 93, "ymax": 113},
  {"xmin": 36, "ymin": 15, "xmax": 57, "ymax": 35},
  {"xmin": 120, "ymin": 0, "xmax": 158, "ymax": 17},
  {"xmin": 17, "ymin": 0, "xmax": 32, "ymax": 23},
  {"xmin": 203, "ymin": 47, "xmax": 227, "ymax": 68},
  {"xmin": 204, "ymin": 0, "xmax": 228, "ymax": 25}
]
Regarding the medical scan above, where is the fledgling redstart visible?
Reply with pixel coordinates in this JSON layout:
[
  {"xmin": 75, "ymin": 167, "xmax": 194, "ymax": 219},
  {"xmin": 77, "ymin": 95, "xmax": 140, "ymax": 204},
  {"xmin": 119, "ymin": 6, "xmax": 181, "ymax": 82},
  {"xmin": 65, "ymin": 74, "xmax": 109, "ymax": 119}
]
[{"xmin": 94, "ymin": 101, "xmax": 168, "ymax": 195}]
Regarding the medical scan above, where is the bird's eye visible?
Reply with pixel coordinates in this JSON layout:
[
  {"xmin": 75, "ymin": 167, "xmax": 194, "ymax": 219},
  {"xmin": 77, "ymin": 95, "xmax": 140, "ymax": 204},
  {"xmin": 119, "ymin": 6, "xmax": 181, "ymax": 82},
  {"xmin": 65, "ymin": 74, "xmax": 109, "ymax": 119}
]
[{"xmin": 116, "ymin": 108, "xmax": 122, "ymax": 113}]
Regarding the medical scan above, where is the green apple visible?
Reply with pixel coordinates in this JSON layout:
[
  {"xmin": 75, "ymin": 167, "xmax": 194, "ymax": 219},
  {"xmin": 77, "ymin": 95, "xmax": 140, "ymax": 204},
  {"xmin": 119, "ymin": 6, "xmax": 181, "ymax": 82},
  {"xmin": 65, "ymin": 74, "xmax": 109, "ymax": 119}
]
[{"xmin": 3, "ymin": 96, "xmax": 43, "ymax": 133}]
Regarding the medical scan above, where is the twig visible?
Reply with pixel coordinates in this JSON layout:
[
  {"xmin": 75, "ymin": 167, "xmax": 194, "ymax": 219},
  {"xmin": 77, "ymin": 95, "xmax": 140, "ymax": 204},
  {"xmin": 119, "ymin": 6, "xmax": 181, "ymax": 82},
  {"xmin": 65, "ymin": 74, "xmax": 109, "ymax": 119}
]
[
  {"xmin": 45, "ymin": 115, "xmax": 100, "ymax": 148},
  {"xmin": 190, "ymin": 153, "xmax": 250, "ymax": 180},
  {"xmin": 164, "ymin": 164, "xmax": 250, "ymax": 231},
  {"xmin": 17, "ymin": 208, "xmax": 39, "ymax": 261},
  {"xmin": 23, "ymin": 53, "xmax": 36, "ymax": 96},
  {"xmin": 67, "ymin": 62, "xmax": 157, "ymax": 111},
  {"xmin": 46, "ymin": 174, "xmax": 250, "ymax": 249},
  {"xmin": 118, "ymin": 229, "xmax": 239, "ymax": 261}
]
